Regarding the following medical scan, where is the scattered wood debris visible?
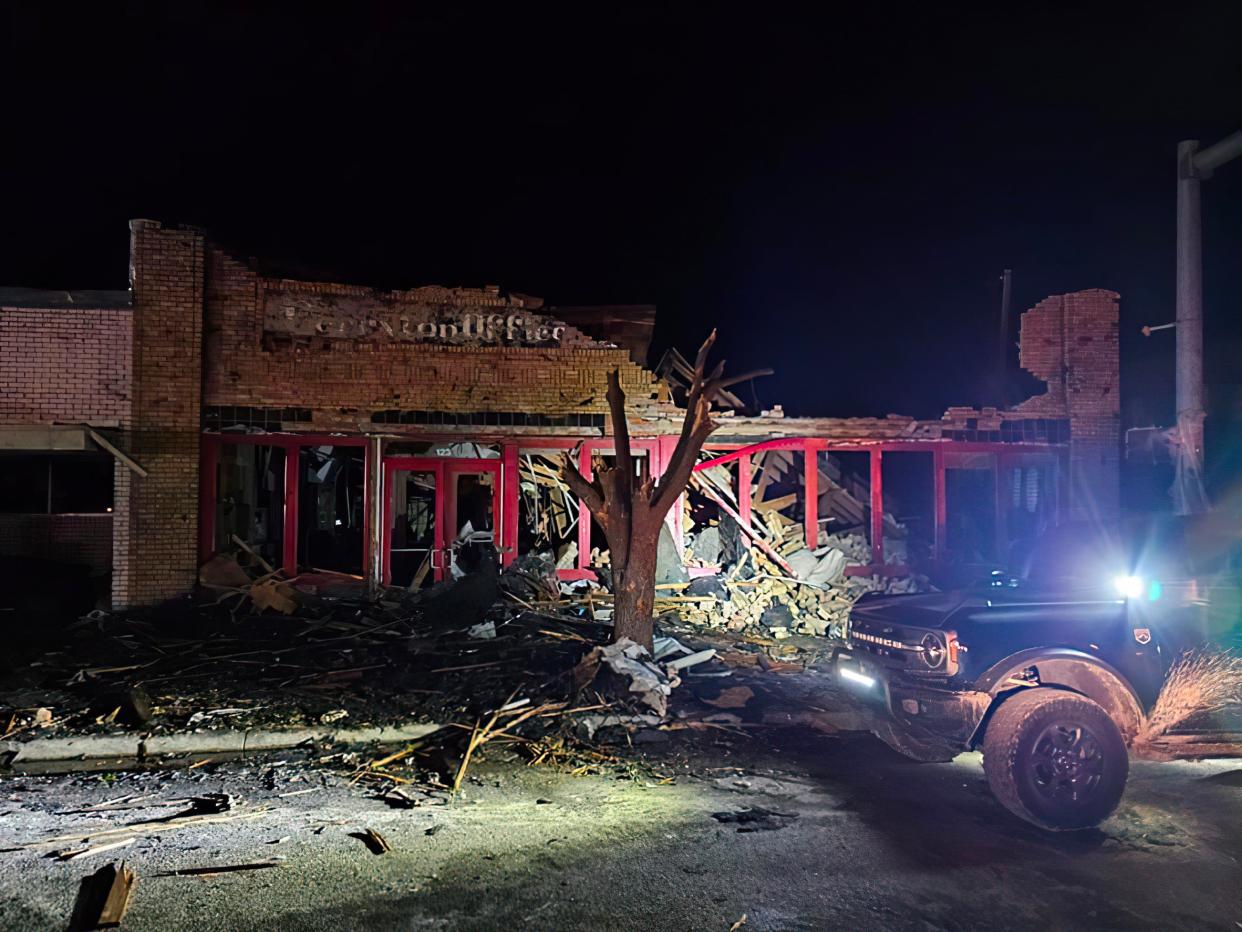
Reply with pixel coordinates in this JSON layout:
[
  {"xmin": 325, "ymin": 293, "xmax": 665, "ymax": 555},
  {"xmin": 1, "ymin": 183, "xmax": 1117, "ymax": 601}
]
[
  {"xmin": 158, "ymin": 860, "xmax": 283, "ymax": 878},
  {"xmin": 352, "ymin": 828, "xmax": 392, "ymax": 855},
  {"xmin": 55, "ymin": 837, "xmax": 136, "ymax": 862},
  {"xmin": 68, "ymin": 862, "xmax": 135, "ymax": 931}
]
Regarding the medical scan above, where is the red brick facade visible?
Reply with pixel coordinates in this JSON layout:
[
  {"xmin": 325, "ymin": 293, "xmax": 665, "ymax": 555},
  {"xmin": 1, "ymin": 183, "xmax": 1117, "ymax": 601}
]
[
  {"xmin": 0, "ymin": 513, "xmax": 112, "ymax": 575},
  {"xmin": 0, "ymin": 306, "xmax": 131, "ymax": 427},
  {"xmin": 1014, "ymin": 289, "xmax": 1120, "ymax": 520}
]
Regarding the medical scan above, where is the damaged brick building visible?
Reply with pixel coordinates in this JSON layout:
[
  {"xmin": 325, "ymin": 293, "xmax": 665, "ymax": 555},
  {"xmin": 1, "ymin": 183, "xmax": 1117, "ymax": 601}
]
[{"xmin": 0, "ymin": 221, "xmax": 1120, "ymax": 609}]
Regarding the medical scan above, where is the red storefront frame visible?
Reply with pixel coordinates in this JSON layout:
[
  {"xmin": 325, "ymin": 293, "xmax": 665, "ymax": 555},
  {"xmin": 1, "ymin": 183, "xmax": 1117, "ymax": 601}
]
[
  {"xmin": 198, "ymin": 434, "xmax": 370, "ymax": 577},
  {"xmin": 694, "ymin": 437, "xmax": 1066, "ymax": 574},
  {"xmin": 197, "ymin": 431, "xmax": 1067, "ymax": 586}
]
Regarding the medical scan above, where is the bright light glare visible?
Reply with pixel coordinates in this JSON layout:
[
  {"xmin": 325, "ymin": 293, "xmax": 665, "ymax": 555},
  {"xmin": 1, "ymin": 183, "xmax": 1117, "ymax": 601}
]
[
  {"xmin": 1113, "ymin": 575, "xmax": 1144, "ymax": 599},
  {"xmin": 840, "ymin": 667, "xmax": 876, "ymax": 689}
]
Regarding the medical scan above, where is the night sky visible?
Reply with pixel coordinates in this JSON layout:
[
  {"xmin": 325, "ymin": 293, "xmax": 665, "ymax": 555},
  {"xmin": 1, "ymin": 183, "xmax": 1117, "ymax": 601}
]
[{"xmin": 3, "ymin": 3, "xmax": 1240, "ymax": 428}]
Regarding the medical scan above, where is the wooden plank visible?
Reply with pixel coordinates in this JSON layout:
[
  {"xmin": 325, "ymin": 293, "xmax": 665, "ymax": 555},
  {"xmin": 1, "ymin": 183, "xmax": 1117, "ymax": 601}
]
[
  {"xmin": 693, "ymin": 481, "xmax": 794, "ymax": 574},
  {"xmin": 68, "ymin": 862, "xmax": 135, "ymax": 931},
  {"xmin": 86, "ymin": 427, "xmax": 149, "ymax": 478},
  {"xmin": 754, "ymin": 492, "xmax": 797, "ymax": 515}
]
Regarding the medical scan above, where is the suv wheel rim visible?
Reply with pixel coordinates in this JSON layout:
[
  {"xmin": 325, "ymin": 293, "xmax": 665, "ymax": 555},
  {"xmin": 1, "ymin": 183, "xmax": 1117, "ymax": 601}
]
[{"xmin": 1029, "ymin": 722, "xmax": 1104, "ymax": 804}]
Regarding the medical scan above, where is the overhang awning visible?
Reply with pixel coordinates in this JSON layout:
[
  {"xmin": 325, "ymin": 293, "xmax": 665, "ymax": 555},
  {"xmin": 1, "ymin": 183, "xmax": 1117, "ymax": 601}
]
[
  {"xmin": 0, "ymin": 425, "xmax": 89, "ymax": 451},
  {"xmin": 0, "ymin": 425, "xmax": 148, "ymax": 477}
]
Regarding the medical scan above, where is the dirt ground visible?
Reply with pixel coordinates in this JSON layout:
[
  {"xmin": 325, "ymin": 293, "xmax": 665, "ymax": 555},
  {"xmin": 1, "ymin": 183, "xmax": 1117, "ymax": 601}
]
[{"xmin": 3, "ymin": 705, "xmax": 1240, "ymax": 931}]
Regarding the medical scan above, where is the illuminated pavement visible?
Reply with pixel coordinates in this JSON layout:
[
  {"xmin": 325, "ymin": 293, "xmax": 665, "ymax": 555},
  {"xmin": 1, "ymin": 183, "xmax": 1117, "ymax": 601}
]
[{"xmin": 2, "ymin": 724, "xmax": 1240, "ymax": 931}]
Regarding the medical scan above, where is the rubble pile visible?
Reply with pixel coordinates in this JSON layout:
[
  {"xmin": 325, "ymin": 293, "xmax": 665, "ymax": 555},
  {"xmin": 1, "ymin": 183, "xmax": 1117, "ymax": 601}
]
[
  {"xmin": 0, "ymin": 554, "xmax": 610, "ymax": 747},
  {"xmin": 660, "ymin": 533, "xmax": 922, "ymax": 641},
  {"xmin": 0, "ymin": 549, "xmax": 718, "ymax": 789}
]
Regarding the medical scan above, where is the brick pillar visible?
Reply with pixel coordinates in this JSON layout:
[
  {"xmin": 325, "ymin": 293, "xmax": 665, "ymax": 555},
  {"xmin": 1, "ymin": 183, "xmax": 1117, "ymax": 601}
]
[
  {"xmin": 1064, "ymin": 290, "xmax": 1121, "ymax": 522},
  {"xmin": 112, "ymin": 220, "xmax": 205, "ymax": 608}
]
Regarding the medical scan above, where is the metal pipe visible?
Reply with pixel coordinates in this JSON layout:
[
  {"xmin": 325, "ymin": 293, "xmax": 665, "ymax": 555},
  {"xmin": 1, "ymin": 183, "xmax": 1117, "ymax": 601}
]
[
  {"xmin": 997, "ymin": 268, "xmax": 1012, "ymax": 405},
  {"xmin": 1193, "ymin": 130, "xmax": 1242, "ymax": 176},
  {"xmin": 1175, "ymin": 138, "xmax": 1205, "ymax": 493},
  {"xmin": 1174, "ymin": 131, "xmax": 1242, "ymax": 513}
]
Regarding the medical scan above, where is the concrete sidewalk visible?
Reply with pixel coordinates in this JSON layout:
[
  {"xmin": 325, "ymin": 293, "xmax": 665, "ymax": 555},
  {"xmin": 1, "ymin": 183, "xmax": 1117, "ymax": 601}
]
[{"xmin": 1, "ymin": 720, "xmax": 441, "ymax": 766}]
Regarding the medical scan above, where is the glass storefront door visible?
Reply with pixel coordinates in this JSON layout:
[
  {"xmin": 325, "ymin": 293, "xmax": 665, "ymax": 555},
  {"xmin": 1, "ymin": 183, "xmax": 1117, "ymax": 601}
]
[{"xmin": 383, "ymin": 457, "xmax": 502, "ymax": 588}]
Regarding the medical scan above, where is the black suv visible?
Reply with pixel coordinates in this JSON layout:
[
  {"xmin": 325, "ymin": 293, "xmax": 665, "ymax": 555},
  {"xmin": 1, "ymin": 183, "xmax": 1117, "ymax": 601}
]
[{"xmin": 833, "ymin": 518, "xmax": 1239, "ymax": 831}]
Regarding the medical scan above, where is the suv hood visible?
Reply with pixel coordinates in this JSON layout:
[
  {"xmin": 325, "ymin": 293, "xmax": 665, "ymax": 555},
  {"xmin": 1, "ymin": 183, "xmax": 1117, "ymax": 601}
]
[{"xmin": 849, "ymin": 589, "xmax": 968, "ymax": 631}]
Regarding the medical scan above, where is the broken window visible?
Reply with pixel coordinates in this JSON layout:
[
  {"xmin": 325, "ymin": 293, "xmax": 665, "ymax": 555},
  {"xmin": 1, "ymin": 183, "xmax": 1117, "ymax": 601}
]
[
  {"xmin": 818, "ymin": 450, "xmax": 872, "ymax": 560},
  {"xmin": 0, "ymin": 453, "xmax": 112, "ymax": 514},
  {"xmin": 749, "ymin": 447, "xmax": 806, "ymax": 557},
  {"xmin": 452, "ymin": 470, "xmax": 495, "ymax": 540},
  {"xmin": 880, "ymin": 451, "xmax": 933, "ymax": 569},
  {"xmin": 215, "ymin": 444, "xmax": 285, "ymax": 569},
  {"xmin": 0, "ymin": 454, "xmax": 52, "ymax": 513},
  {"xmin": 389, "ymin": 468, "xmax": 437, "ymax": 589},
  {"xmin": 1004, "ymin": 459, "xmax": 1056, "ymax": 552},
  {"xmin": 684, "ymin": 454, "xmax": 737, "ymax": 569},
  {"xmin": 945, "ymin": 452, "xmax": 998, "ymax": 564},
  {"xmin": 297, "ymin": 446, "xmax": 366, "ymax": 575},
  {"xmin": 518, "ymin": 450, "xmax": 580, "ymax": 568}
]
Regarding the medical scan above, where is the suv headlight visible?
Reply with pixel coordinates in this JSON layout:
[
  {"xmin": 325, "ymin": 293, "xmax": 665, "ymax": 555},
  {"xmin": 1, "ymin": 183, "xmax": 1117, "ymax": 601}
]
[{"xmin": 920, "ymin": 630, "xmax": 961, "ymax": 676}]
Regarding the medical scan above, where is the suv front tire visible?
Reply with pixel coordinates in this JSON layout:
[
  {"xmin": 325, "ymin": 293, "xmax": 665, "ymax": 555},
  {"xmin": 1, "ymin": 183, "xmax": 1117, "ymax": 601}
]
[{"xmin": 981, "ymin": 687, "xmax": 1128, "ymax": 831}]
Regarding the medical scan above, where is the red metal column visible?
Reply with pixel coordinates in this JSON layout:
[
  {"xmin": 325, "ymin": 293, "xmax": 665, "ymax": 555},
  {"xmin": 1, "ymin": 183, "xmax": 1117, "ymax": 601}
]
[
  {"xmin": 932, "ymin": 447, "xmax": 947, "ymax": 563},
  {"xmin": 361, "ymin": 439, "xmax": 373, "ymax": 584},
  {"xmin": 381, "ymin": 460, "xmax": 393, "ymax": 586},
  {"xmin": 803, "ymin": 441, "xmax": 818, "ymax": 549},
  {"xmin": 577, "ymin": 444, "xmax": 592, "ymax": 570},
  {"xmin": 282, "ymin": 443, "xmax": 299, "ymax": 575},
  {"xmin": 501, "ymin": 443, "xmax": 519, "ymax": 566},
  {"xmin": 737, "ymin": 452, "xmax": 752, "ymax": 527},
  {"xmin": 869, "ymin": 448, "xmax": 883, "ymax": 565},
  {"xmin": 655, "ymin": 434, "xmax": 682, "ymax": 552}
]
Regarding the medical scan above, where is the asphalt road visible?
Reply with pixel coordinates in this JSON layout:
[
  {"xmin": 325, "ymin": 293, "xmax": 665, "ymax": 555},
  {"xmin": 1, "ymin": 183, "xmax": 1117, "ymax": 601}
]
[{"xmin": 2, "ymin": 721, "xmax": 1240, "ymax": 931}]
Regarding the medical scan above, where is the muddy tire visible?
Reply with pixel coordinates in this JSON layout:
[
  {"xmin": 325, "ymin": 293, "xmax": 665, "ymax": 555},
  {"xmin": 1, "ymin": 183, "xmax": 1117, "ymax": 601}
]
[{"xmin": 981, "ymin": 688, "xmax": 1128, "ymax": 831}]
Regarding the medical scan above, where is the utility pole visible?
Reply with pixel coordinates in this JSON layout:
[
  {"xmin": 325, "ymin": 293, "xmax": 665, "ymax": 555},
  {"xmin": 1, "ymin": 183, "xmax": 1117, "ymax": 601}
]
[
  {"xmin": 996, "ymin": 268, "xmax": 1012, "ymax": 406},
  {"xmin": 1173, "ymin": 130, "xmax": 1242, "ymax": 514}
]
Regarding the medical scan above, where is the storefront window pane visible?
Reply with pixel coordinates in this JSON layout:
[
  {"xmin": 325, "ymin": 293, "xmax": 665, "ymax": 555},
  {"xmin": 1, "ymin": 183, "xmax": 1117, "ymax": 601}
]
[
  {"xmin": 215, "ymin": 444, "xmax": 285, "ymax": 569},
  {"xmin": 298, "ymin": 446, "xmax": 366, "ymax": 575}
]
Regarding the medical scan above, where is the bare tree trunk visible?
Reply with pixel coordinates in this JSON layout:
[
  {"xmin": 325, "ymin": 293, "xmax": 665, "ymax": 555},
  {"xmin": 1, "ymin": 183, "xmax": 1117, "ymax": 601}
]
[
  {"xmin": 611, "ymin": 544, "xmax": 656, "ymax": 645},
  {"xmin": 561, "ymin": 332, "xmax": 771, "ymax": 651}
]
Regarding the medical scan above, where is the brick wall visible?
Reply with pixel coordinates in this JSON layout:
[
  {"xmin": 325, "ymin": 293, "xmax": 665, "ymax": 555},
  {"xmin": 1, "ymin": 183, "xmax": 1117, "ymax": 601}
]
[
  {"xmin": 201, "ymin": 246, "xmax": 656, "ymax": 432},
  {"xmin": 112, "ymin": 221, "xmax": 204, "ymax": 607},
  {"xmin": 0, "ymin": 306, "xmax": 131, "ymax": 426},
  {"xmin": 1014, "ymin": 289, "xmax": 1121, "ymax": 520},
  {"xmin": 0, "ymin": 514, "xmax": 112, "ymax": 574}
]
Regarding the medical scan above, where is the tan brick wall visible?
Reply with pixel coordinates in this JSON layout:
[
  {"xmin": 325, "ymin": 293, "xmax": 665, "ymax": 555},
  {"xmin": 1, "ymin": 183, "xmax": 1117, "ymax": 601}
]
[
  {"xmin": 112, "ymin": 221, "xmax": 204, "ymax": 608},
  {"xmin": 201, "ymin": 246, "xmax": 656, "ymax": 432}
]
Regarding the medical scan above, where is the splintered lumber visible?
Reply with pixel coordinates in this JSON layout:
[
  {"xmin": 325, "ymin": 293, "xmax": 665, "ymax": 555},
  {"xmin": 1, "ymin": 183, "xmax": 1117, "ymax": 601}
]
[
  {"xmin": 68, "ymin": 862, "xmax": 136, "ymax": 931},
  {"xmin": 161, "ymin": 860, "xmax": 283, "ymax": 877},
  {"xmin": 230, "ymin": 534, "xmax": 275, "ymax": 575},
  {"xmin": 249, "ymin": 578, "xmax": 298, "ymax": 614},
  {"xmin": 690, "ymin": 479, "xmax": 794, "ymax": 574},
  {"xmin": 57, "ymin": 838, "xmax": 136, "ymax": 862},
  {"xmin": 353, "ymin": 828, "xmax": 392, "ymax": 855},
  {"xmin": 26, "ymin": 807, "xmax": 273, "ymax": 848},
  {"xmin": 753, "ymin": 492, "xmax": 797, "ymax": 515}
]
